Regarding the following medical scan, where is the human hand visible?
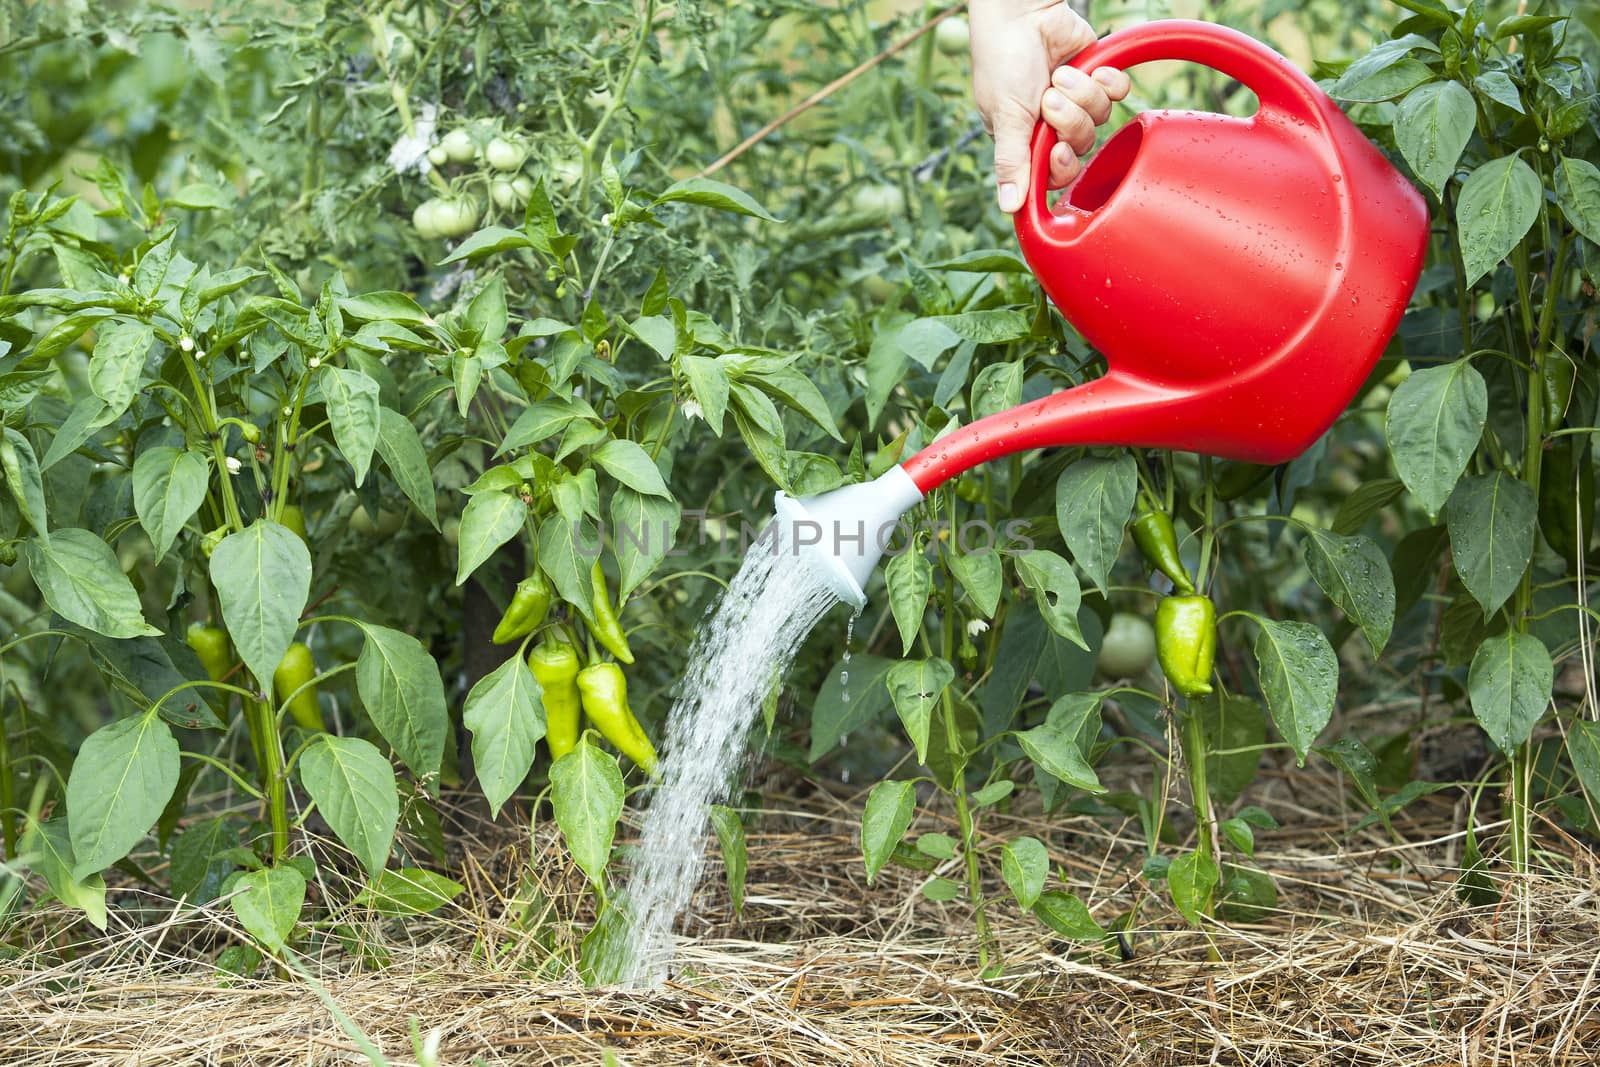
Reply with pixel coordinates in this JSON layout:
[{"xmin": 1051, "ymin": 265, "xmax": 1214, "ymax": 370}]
[{"xmin": 968, "ymin": 1, "xmax": 1132, "ymax": 213}]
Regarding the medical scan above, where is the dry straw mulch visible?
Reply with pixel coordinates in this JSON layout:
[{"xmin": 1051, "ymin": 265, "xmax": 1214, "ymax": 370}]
[{"xmin": 3, "ymin": 766, "xmax": 1599, "ymax": 1067}]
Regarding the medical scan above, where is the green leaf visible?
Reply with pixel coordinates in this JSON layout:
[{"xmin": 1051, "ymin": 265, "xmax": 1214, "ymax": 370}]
[
  {"xmin": 708, "ymin": 805, "xmax": 748, "ymax": 916},
  {"xmin": 1385, "ymin": 359, "xmax": 1487, "ymax": 517},
  {"xmin": 374, "ymin": 408, "xmax": 438, "ymax": 526},
  {"xmin": 22, "ymin": 819, "xmax": 107, "ymax": 929},
  {"xmin": 970, "ymin": 360, "xmax": 1024, "ymax": 420},
  {"xmin": 922, "ymin": 877, "xmax": 962, "ymax": 901},
  {"xmin": 592, "ymin": 438, "xmax": 671, "ymax": 498},
  {"xmin": 463, "ymin": 654, "xmax": 546, "ymax": 818},
  {"xmin": 537, "ymin": 510, "xmax": 597, "ymax": 618},
  {"xmin": 337, "ymin": 291, "xmax": 429, "ymax": 325},
  {"xmin": 1446, "ymin": 472, "xmax": 1536, "ymax": 619},
  {"xmin": 298, "ymin": 735, "xmax": 398, "ymax": 879},
  {"xmin": 440, "ymin": 227, "xmax": 536, "ymax": 265},
  {"xmin": 132, "ymin": 447, "xmax": 209, "ymax": 561},
  {"xmin": 355, "ymin": 623, "xmax": 449, "ymax": 782},
  {"xmin": 1473, "ymin": 71, "xmax": 1524, "ymax": 113},
  {"xmin": 1015, "ymin": 549, "xmax": 1086, "ymax": 649},
  {"xmin": 1568, "ymin": 720, "xmax": 1600, "ymax": 814},
  {"xmin": 354, "ymin": 868, "xmax": 464, "ymax": 916},
  {"xmin": 1033, "ymin": 890, "xmax": 1103, "ymax": 940},
  {"xmin": 681, "ymin": 355, "xmax": 729, "ymax": 435},
  {"xmin": 1302, "ymin": 528, "xmax": 1396, "ymax": 653},
  {"xmin": 1194, "ymin": 693, "xmax": 1266, "ymax": 805},
  {"xmin": 885, "ymin": 543, "xmax": 932, "ymax": 654},
  {"xmin": 67, "ymin": 714, "xmax": 180, "ymax": 879},
  {"xmin": 1251, "ymin": 617, "xmax": 1338, "ymax": 766},
  {"xmin": 610, "ymin": 488, "xmax": 681, "ymax": 601},
  {"xmin": 87, "ymin": 319, "xmax": 153, "ymax": 417},
  {"xmin": 455, "ymin": 492, "xmax": 527, "ymax": 586},
  {"xmin": 915, "ymin": 832, "xmax": 957, "ymax": 859},
  {"xmin": 653, "ymin": 177, "xmax": 779, "ymax": 222},
  {"xmin": 884, "ymin": 657, "xmax": 955, "ymax": 764},
  {"xmin": 1393, "ymin": 80, "xmax": 1476, "ymax": 195},
  {"xmin": 1553, "ymin": 155, "xmax": 1600, "ymax": 247},
  {"xmin": 27, "ymin": 529, "xmax": 161, "ymax": 639},
  {"xmin": 1055, "ymin": 454, "xmax": 1137, "ymax": 595},
  {"xmin": 229, "ymin": 866, "xmax": 305, "ymax": 951},
  {"xmin": 862, "ymin": 779, "xmax": 917, "ymax": 885},
  {"xmin": 320, "ymin": 366, "xmax": 381, "ymax": 486},
  {"xmin": 1467, "ymin": 631, "xmax": 1552, "ymax": 754},
  {"xmin": 949, "ymin": 548, "xmax": 1002, "ymax": 617},
  {"xmin": 1219, "ymin": 817, "xmax": 1255, "ymax": 856},
  {"xmin": 169, "ymin": 816, "xmax": 240, "ymax": 904},
  {"xmin": 1017, "ymin": 716, "xmax": 1104, "ymax": 793},
  {"xmin": 1331, "ymin": 57, "xmax": 1435, "ymax": 102},
  {"xmin": 550, "ymin": 739, "xmax": 625, "ymax": 888},
  {"xmin": 209, "ymin": 521, "xmax": 313, "ymax": 687},
  {"xmin": 927, "ymin": 249, "xmax": 1030, "ymax": 273},
  {"xmin": 1168, "ymin": 849, "xmax": 1218, "ymax": 925},
  {"xmin": 1456, "ymin": 154, "xmax": 1542, "ymax": 286},
  {"xmin": 809, "ymin": 654, "xmax": 896, "ymax": 763},
  {"xmin": 2, "ymin": 427, "xmax": 49, "ymax": 541},
  {"xmin": 1332, "ymin": 477, "xmax": 1405, "ymax": 535},
  {"xmin": 1000, "ymin": 836, "xmax": 1048, "ymax": 910}
]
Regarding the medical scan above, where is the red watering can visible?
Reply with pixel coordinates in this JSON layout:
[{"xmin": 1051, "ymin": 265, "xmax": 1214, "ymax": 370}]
[{"xmin": 779, "ymin": 19, "xmax": 1429, "ymax": 608}]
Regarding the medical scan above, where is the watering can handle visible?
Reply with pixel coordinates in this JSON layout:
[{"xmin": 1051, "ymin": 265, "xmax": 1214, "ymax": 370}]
[{"xmin": 1018, "ymin": 19, "xmax": 1332, "ymax": 247}]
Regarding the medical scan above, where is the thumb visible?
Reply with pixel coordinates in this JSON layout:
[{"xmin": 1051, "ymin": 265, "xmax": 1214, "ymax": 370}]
[{"xmin": 990, "ymin": 99, "xmax": 1037, "ymax": 214}]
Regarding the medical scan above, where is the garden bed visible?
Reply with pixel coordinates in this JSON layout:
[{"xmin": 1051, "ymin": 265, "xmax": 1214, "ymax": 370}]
[{"xmin": 5, "ymin": 769, "xmax": 1597, "ymax": 1067}]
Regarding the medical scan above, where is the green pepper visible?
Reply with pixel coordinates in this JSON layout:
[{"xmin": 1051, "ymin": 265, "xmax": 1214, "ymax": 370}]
[
  {"xmin": 587, "ymin": 559, "xmax": 634, "ymax": 665},
  {"xmin": 280, "ymin": 504, "xmax": 308, "ymax": 543},
  {"xmin": 1132, "ymin": 503, "xmax": 1194, "ymax": 593},
  {"xmin": 493, "ymin": 572, "xmax": 553, "ymax": 645},
  {"xmin": 273, "ymin": 642, "xmax": 326, "ymax": 731},
  {"xmin": 1543, "ymin": 356, "xmax": 1576, "ymax": 430},
  {"xmin": 1155, "ymin": 594, "xmax": 1216, "ymax": 699},
  {"xmin": 530, "ymin": 638, "xmax": 583, "ymax": 760},
  {"xmin": 1539, "ymin": 437, "xmax": 1595, "ymax": 575},
  {"xmin": 185, "ymin": 622, "xmax": 233, "ymax": 682},
  {"xmin": 576, "ymin": 661, "xmax": 657, "ymax": 774}
]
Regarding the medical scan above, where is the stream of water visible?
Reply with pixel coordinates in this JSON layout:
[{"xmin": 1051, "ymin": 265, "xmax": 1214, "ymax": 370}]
[{"xmin": 609, "ymin": 531, "xmax": 842, "ymax": 987}]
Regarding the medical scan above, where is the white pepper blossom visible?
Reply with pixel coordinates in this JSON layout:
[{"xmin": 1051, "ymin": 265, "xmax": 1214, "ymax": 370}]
[
  {"xmin": 967, "ymin": 619, "xmax": 990, "ymax": 637},
  {"xmin": 225, "ymin": 456, "xmax": 242, "ymax": 475}
]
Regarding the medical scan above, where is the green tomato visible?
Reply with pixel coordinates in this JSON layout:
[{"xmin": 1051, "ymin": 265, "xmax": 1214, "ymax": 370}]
[
  {"xmin": 412, "ymin": 198, "xmax": 442, "ymax": 239},
  {"xmin": 935, "ymin": 15, "xmax": 969, "ymax": 55},
  {"xmin": 490, "ymin": 178, "xmax": 523, "ymax": 210},
  {"xmin": 440, "ymin": 128, "xmax": 476, "ymax": 164},
  {"xmin": 485, "ymin": 136, "xmax": 528, "ymax": 172},
  {"xmin": 1096, "ymin": 612, "xmax": 1157, "ymax": 678},
  {"xmin": 427, "ymin": 145, "xmax": 449, "ymax": 167},
  {"xmin": 511, "ymin": 176, "xmax": 534, "ymax": 201},
  {"xmin": 433, "ymin": 196, "xmax": 480, "ymax": 238},
  {"xmin": 550, "ymin": 157, "xmax": 583, "ymax": 187},
  {"xmin": 850, "ymin": 182, "xmax": 904, "ymax": 220},
  {"xmin": 860, "ymin": 273, "xmax": 898, "ymax": 303},
  {"xmin": 351, "ymin": 505, "xmax": 404, "ymax": 537},
  {"xmin": 587, "ymin": 87, "xmax": 614, "ymax": 111}
]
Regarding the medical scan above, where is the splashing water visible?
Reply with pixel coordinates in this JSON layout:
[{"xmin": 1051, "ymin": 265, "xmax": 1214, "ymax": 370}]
[{"xmin": 608, "ymin": 530, "xmax": 842, "ymax": 987}]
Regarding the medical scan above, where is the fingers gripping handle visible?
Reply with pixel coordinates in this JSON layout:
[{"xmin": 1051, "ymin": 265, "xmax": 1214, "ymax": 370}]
[{"xmin": 1019, "ymin": 19, "xmax": 1331, "ymax": 248}]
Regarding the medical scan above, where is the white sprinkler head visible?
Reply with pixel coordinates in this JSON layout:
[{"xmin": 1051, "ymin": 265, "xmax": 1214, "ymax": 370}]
[{"xmin": 771, "ymin": 465, "xmax": 925, "ymax": 611}]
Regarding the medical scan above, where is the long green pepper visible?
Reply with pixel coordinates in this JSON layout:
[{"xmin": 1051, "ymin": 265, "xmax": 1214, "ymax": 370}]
[
  {"xmin": 1131, "ymin": 503, "xmax": 1194, "ymax": 593},
  {"xmin": 587, "ymin": 560, "xmax": 634, "ymax": 664},
  {"xmin": 493, "ymin": 571, "xmax": 553, "ymax": 645},
  {"xmin": 530, "ymin": 639, "xmax": 583, "ymax": 760},
  {"xmin": 576, "ymin": 661, "xmax": 657, "ymax": 774}
]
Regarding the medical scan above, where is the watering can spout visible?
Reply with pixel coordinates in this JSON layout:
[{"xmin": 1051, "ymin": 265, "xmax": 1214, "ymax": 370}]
[{"xmin": 773, "ymin": 466, "xmax": 925, "ymax": 611}]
